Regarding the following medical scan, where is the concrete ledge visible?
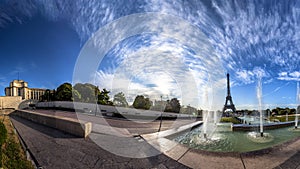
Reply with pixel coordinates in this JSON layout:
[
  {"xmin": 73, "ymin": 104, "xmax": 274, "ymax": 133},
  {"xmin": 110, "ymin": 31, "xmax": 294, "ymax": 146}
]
[
  {"xmin": 232, "ymin": 121, "xmax": 297, "ymax": 131},
  {"xmin": 142, "ymin": 121, "xmax": 202, "ymax": 140},
  {"xmin": 141, "ymin": 121, "xmax": 202, "ymax": 161},
  {"xmin": 12, "ymin": 110, "xmax": 91, "ymax": 138}
]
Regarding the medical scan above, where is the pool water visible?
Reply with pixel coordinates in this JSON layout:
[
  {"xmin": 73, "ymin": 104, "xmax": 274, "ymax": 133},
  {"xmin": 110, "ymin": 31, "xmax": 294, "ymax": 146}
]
[{"xmin": 169, "ymin": 123, "xmax": 300, "ymax": 152}]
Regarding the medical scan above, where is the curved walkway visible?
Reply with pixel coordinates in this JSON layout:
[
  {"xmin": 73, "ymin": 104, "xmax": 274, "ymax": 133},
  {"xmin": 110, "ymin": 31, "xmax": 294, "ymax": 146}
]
[{"xmin": 10, "ymin": 115, "xmax": 188, "ymax": 169}]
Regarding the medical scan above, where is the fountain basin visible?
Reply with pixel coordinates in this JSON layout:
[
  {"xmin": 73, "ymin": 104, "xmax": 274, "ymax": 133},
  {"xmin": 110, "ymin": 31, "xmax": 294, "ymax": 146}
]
[
  {"xmin": 168, "ymin": 123, "xmax": 300, "ymax": 152},
  {"xmin": 232, "ymin": 121, "xmax": 300, "ymax": 131}
]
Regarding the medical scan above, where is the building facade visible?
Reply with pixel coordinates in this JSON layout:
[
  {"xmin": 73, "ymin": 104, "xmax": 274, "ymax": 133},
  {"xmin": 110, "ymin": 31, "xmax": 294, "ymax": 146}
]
[{"xmin": 5, "ymin": 80, "xmax": 47, "ymax": 100}]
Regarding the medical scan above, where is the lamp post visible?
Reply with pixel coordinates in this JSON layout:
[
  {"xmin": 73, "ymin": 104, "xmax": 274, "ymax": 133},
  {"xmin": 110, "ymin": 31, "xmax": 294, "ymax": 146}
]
[
  {"xmin": 47, "ymin": 90, "xmax": 50, "ymax": 108},
  {"xmin": 158, "ymin": 95, "xmax": 163, "ymax": 132},
  {"xmin": 95, "ymin": 86, "xmax": 98, "ymax": 116}
]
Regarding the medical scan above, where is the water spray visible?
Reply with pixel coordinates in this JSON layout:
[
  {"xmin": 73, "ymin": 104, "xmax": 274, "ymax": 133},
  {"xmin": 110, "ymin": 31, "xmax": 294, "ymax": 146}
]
[
  {"xmin": 257, "ymin": 77, "xmax": 264, "ymax": 137},
  {"xmin": 296, "ymin": 82, "xmax": 299, "ymax": 129},
  {"xmin": 203, "ymin": 110, "xmax": 208, "ymax": 139},
  {"xmin": 214, "ymin": 111, "xmax": 217, "ymax": 125}
]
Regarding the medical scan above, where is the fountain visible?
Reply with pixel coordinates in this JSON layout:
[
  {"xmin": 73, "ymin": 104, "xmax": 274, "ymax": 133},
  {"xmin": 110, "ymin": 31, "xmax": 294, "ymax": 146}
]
[
  {"xmin": 257, "ymin": 77, "xmax": 264, "ymax": 137},
  {"xmin": 296, "ymin": 82, "xmax": 299, "ymax": 129},
  {"xmin": 296, "ymin": 108, "xmax": 299, "ymax": 129},
  {"xmin": 243, "ymin": 77, "xmax": 274, "ymax": 142},
  {"xmin": 289, "ymin": 82, "xmax": 300, "ymax": 132},
  {"xmin": 170, "ymin": 118, "xmax": 300, "ymax": 152},
  {"xmin": 201, "ymin": 75, "xmax": 222, "ymax": 140},
  {"xmin": 214, "ymin": 111, "xmax": 217, "ymax": 125},
  {"xmin": 202, "ymin": 79, "xmax": 210, "ymax": 139},
  {"xmin": 170, "ymin": 75, "xmax": 293, "ymax": 152}
]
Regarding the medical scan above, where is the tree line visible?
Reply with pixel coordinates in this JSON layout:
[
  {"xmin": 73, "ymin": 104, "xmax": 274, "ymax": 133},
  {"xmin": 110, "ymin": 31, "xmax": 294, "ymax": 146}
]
[
  {"xmin": 41, "ymin": 82, "xmax": 113, "ymax": 105},
  {"xmin": 270, "ymin": 107, "xmax": 297, "ymax": 115},
  {"xmin": 40, "ymin": 82, "xmax": 199, "ymax": 114}
]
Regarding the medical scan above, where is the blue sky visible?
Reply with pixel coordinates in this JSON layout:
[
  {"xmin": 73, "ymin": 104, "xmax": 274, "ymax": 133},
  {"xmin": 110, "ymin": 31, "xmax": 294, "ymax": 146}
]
[
  {"xmin": 0, "ymin": 14, "xmax": 80, "ymax": 92},
  {"xmin": 0, "ymin": 0, "xmax": 299, "ymax": 110}
]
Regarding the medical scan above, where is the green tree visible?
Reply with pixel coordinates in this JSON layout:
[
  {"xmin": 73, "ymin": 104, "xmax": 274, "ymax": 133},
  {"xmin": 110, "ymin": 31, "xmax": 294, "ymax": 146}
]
[
  {"xmin": 290, "ymin": 108, "xmax": 296, "ymax": 114},
  {"xmin": 98, "ymin": 88, "xmax": 112, "ymax": 105},
  {"xmin": 113, "ymin": 92, "xmax": 128, "ymax": 107},
  {"xmin": 164, "ymin": 98, "xmax": 181, "ymax": 113},
  {"xmin": 73, "ymin": 83, "xmax": 98, "ymax": 103},
  {"xmin": 41, "ymin": 89, "xmax": 56, "ymax": 101},
  {"xmin": 133, "ymin": 95, "xmax": 152, "ymax": 110},
  {"xmin": 55, "ymin": 83, "xmax": 73, "ymax": 101},
  {"xmin": 272, "ymin": 108, "xmax": 279, "ymax": 115},
  {"xmin": 144, "ymin": 98, "xmax": 152, "ymax": 110},
  {"xmin": 72, "ymin": 89, "xmax": 81, "ymax": 102},
  {"xmin": 41, "ymin": 89, "xmax": 50, "ymax": 101}
]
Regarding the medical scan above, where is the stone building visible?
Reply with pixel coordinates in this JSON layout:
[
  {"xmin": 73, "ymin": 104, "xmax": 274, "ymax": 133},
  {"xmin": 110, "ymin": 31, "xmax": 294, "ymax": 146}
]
[{"xmin": 5, "ymin": 80, "xmax": 47, "ymax": 100}]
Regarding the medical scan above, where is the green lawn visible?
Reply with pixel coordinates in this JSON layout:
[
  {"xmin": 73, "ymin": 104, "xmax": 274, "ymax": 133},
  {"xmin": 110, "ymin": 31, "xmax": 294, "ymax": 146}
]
[{"xmin": 0, "ymin": 116, "xmax": 34, "ymax": 169}]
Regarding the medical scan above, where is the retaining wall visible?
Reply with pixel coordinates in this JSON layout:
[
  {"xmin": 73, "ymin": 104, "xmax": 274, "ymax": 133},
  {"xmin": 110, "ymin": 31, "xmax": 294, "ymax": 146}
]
[{"xmin": 11, "ymin": 110, "xmax": 92, "ymax": 138}]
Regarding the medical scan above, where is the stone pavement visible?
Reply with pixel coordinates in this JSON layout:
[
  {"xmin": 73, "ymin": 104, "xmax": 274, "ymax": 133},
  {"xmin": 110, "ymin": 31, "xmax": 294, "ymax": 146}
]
[
  {"xmin": 275, "ymin": 151, "xmax": 300, "ymax": 169},
  {"xmin": 10, "ymin": 115, "xmax": 189, "ymax": 169}
]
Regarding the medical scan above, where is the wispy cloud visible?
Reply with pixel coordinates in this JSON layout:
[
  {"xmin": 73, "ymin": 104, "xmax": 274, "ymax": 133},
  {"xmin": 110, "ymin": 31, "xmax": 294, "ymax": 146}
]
[
  {"xmin": 2, "ymin": 0, "xmax": 299, "ymax": 86},
  {"xmin": 278, "ymin": 71, "xmax": 300, "ymax": 81},
  {"xmin": 73, "ymin": 12, "xmax": 226, "ymax": 110},
  {"xmin": 235, "ymin": 67, "xmax": 269, "ymax": 84}
]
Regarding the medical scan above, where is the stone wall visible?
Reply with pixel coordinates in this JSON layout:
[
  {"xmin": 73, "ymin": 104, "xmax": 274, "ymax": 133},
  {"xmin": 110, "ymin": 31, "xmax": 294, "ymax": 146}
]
[
  {"xmin": 12, "ymin": 110, "xmax": 92, "ymax": 138},
  {"xmin": 0, "ymin": 96, "xmax": 22, "ymax": 109}
]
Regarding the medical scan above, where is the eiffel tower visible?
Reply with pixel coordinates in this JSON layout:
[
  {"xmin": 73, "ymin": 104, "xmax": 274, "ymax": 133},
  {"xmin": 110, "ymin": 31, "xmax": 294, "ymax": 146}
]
[{"xmin": 222, "ymin": 73, "xmax": 236, "ymax": 116}]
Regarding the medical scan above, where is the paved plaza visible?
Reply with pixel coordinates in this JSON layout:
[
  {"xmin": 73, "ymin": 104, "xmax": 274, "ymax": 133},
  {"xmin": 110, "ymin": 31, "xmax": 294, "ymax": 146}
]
[
  {"xmin": 8, "ymin": 110, "xmax": 300, "ymax": 169},
  {"xmin": 10, "ymin": 115, "xmax": 189, "ymax": 169}
]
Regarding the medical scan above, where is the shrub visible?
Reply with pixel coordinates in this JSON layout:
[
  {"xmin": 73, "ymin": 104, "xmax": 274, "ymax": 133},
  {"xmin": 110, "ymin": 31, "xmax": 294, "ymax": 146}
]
[
  {"xmin": 0, "ymin": 122, "xmax": 7, "ymax": 145},
  {"xmin": 220, "ymin": 117, "xmax": 241, "ymax": 124},
  {"xmin": 0, "ymin": 122, "xmax": 7, "ymax": 168},
  {"xmin": 0, "ymin": 122, "xmax": 33, "ymax": 169},
  {"xmin": 3, "ymin": 139, "xmax": 34, "ymax": 169}
]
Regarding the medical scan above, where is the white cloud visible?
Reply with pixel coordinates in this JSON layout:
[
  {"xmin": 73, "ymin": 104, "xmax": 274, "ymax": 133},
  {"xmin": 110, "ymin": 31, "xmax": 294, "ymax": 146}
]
[
  {"xmin": 235, "ymin": 67, "xmax": 268, "ymax": 84},
  {"xmin": 279, "ymin": 72, "xmax": 288, "ymax": 77},
  {"xmin": 278, "ymin": 71, "xmax": 300, "ymax": 81},
  {"xmin": 236, "ymin": 70, "xmax": 253, "ymax": 84},
  {"xmin": 290, "ymin": 71, "xmax": 300, "ymax": 78},
  {"xmin": 253, "ymin": 67, "xmax": 267, "ymax": 78},
  {"xmin": 88, "ymin": 20, "xmax": 225, "ymax": 109}
]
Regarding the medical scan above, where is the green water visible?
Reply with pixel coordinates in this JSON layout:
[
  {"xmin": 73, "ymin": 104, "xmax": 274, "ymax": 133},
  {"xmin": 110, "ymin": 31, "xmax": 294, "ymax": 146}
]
[{"xmin": 170, "ymin": 123, "xmax": 300, "ymax": 152}]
